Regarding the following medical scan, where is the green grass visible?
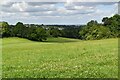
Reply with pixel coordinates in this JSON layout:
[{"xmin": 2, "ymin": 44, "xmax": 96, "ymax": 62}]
[
  {"xmin": 0, "ymin": 38, "xmax": 2, "ymax": 79},
  {"xmin": 2, "ymin": 37, "xmax": 118, "ymax": 78}
]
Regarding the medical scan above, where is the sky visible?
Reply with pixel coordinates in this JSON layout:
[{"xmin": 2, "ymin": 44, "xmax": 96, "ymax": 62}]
[{"xmin": 0, "ymin": 0, "xmax": 119, "ymax": 25}]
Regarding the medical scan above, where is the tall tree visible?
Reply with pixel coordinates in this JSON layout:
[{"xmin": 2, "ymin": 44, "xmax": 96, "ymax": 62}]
[
  {"xmin": 13, "ymin": 22, "xmax": 27, "ymax": 38},
  {"xmin": 0, "ymin": 22, "xmax": 10, "ymax": 37},
  {"xmin": 102, "ymin": 14, "xmax": 120, "ymax": 37},
  {"xmin": 48, "ymin": 27, "xmax": 60, "ymax": 38}
]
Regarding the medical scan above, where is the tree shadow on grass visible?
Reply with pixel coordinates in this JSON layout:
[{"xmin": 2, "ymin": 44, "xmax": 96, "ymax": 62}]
[{"xmin": 43, "ymin": 38, "xmax": 79, "ymax": 43}]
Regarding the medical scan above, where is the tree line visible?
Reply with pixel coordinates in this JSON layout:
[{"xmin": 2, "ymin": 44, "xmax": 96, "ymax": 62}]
[{"xmin": 0, "ymin": 14, "xmax": 120, "ymax": 41}]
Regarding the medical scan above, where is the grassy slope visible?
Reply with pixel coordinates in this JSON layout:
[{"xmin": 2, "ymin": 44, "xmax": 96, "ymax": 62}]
[
  {"xmin": 2, "ymin": 37, "xmax": 118, "ymax": 78},
  {"xmin": 0, "ymin": 39, "xmax": 2, "ymax": 78}
]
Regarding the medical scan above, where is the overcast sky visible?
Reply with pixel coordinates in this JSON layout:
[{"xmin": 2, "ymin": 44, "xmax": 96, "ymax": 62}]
[{"xmin": 0, "ymin": 0, "xmax": 119, "ymax": 25}]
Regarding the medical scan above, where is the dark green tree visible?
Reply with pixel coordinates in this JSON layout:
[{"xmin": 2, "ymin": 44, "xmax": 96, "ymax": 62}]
[
  {"xmin": 87, "ymin": 20, "xmax": 98, "ymax": 27},
  {"xmin": 61, "ymin": 27, "xmax": 80, "ymax": 38},
  {"xmin": 48, "ymin": 27, "xmax": 60, "ymax": 38},
  {"xmin": 102, "ymin": 14, "xmax": 120, "ymax": 37},
  {"xmin": 35, "ymin": 27, "xmax": 47, "ymax": 41},
  {"xmin": 13, "ymin": 22, "xmax": 27, "ymax": 38},
  {"xmin": 79, "ymin": 20, "xmax": 112, "ymax": 40},
  {"xmin": 27, "ymin": 26, "xmax": 47, "ymax": 41},
  {"xmin": 0, "ymin": 22, "xmax": 10, "ymax": 37}
]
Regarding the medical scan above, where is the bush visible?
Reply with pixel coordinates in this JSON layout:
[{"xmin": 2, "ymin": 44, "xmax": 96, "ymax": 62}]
[{"xmin": 79, "ymin": 25, "xmax": 112, "ymax": 40}]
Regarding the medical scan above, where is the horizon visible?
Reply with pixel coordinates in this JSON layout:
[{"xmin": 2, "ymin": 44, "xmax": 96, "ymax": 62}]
[{"xmin": 0, "ymin": 21, "xmax": 86, "ymax": 25}]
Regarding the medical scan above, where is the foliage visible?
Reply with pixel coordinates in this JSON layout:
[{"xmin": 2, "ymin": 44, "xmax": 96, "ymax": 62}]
[
  {"xmin": 79, "ymin": 14, "xmax": 120, "ymax": 40},
  {"xmin": 13, "ymin": 22, "xmax": 27, "ymax": 38},
  {"xmin": 1, "ymin": 14, "xmax": 120, "ymax": 40},
  {"xmin": 48, "ymin": 27, "xmax": 61, "ymax": 38},
  {"xmin": 102, "ymin": 14, "xmax": 120, "ymax": 37},
  {"xmin": 79, "ymin": 25, "xmax": 112, "ymax": 40},
  {"xmin": 35, "ymin": 27, "xmax": 47, "ymax": 41},
  {"xmin": 61, "ymin": 27, "xmax": 80, "ymax": 38},
  {"xmin": 0, "ymin": 22, "xmax": 10, "ymax": 37},
  {"xmin": 1, "ymin": 22, "xmax": 48, "ymax": 41}
]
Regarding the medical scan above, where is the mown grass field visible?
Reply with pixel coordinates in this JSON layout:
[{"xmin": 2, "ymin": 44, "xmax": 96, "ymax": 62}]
[{"xmin": 2, "ymin": 37, "xmax": 118, "ymax": 78}]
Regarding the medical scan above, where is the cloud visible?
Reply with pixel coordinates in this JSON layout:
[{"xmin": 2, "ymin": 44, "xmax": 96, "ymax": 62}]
[
  {"xmin": 1, "ymin": 0, "xmax": 119, "ymax": 2},
  {"xmin": 1, "ymin": 2, "xmax": 57, "ymax": 12},
  {"xmin": 0, "ymin": 0, "xmax": 11, "ymax": 5},
  {"xmin": 1, "ymin": 2, "xmax": 97, "ymax": 16},
  {"xmin": 0, "ymin": 1, "xmax": 118, "ymax": 24}
]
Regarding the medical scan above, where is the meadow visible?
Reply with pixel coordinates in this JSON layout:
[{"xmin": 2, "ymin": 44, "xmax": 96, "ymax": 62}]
[{"xmin": 2, "ymin": 37, "xmax": 118, "ymax": 78}]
